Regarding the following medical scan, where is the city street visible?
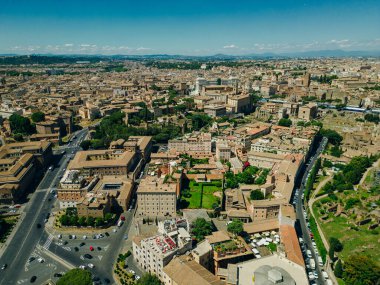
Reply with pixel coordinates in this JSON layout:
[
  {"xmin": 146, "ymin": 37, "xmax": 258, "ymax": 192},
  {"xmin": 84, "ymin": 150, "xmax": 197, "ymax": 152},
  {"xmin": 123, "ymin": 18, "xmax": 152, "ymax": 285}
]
[
  {"xmin": 0, "ymin": 129, "xmax": 88, "ymax": 285},
  {"xmin": 295, "ymin": 137, "xmax": 328, "ymax": 285}
]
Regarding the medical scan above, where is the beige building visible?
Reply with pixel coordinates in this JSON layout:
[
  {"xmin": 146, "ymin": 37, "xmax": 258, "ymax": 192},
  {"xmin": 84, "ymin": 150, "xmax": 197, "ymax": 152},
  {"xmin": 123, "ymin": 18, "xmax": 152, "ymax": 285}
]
[
  {"xmin": 133, "ymin": 219, "xmax": 192, "ymax": 281},
  {"xmin": 76, "ymin": 192, "xmax": 110, "ymax": 218},
  {"xmin": 136, "ymin": 176, "xmax": 177, "ymax": 217},
  {"xmin": 163, "ymin": 255, "xmax": 225, "ymax": 285},
  {"xmin": 68, "ymin": 149, "xmax": 140, "ymax": 178},
  {"xmin": 0, "ymin": 141, "xmax": 53, "ymax": 204},
  {"xmin": 298, "ymin": 102, "xmax": 318, "ymax": 121},
  {"xmin": 203, "ymin": 104, "xmax": 226, "ymax": 118},
  {"xmin": 216, "ymin": 144, "xmax": 231, "ymax": 161},
  {"xmin": 168, "ymin": 132, "xmax": 212, "ymax": 154},
  {"xmin": 227, "ymin": 94, "xmax": 251, "ymax": 114}
]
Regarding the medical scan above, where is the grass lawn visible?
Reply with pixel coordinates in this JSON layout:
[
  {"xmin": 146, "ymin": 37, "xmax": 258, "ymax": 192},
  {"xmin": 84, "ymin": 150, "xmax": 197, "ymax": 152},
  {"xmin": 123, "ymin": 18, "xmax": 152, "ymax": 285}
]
[
  {"xmin": 182, "ymin": 180, "xmax": 222, "ymax": 209},
  {"xmin": 337, "ymin": 278, "xmax": 346, "ymax": 285}
]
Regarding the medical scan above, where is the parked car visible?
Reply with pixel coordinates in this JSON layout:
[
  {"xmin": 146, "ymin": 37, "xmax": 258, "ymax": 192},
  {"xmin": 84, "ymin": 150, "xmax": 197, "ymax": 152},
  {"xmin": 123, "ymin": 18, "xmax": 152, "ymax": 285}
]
[
  {"xmin": 1, "ymin": 264, "xmax": 7, "ymax": 270},
  {"xmin": 84, "ymin": 254, "xmax": 93, "ymax": 259},
  {"xmin": 30, "ymin": 276, "xmax": 37, "ymax": 283}
]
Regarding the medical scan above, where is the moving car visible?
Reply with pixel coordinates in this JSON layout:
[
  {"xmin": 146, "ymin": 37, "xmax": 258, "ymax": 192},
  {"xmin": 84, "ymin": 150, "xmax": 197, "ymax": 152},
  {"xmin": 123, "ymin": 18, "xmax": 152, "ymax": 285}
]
[
  {"xmin": 84, "ymin": 254, "xmax": 93, "ymax": 259},
  {"xmin": 1, "ymin": 264, "xmax": 7, "ymax": 270},
  {"xmin": 54, "ymin": 273, "xmax": 62, "ymax": 278}
]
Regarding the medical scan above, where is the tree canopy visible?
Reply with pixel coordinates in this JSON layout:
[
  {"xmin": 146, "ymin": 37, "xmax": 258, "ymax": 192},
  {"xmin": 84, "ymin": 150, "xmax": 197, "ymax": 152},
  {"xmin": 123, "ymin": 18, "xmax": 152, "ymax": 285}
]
[
  {"xmin": 250, "ymin": 190, "xmax": 265, "ymax": 200},
  {"xmin": 9, "ymin": 114, "xmax": 36, "ymax": 135},
  {"xmin": 31, "ymin": 111, "xmax": 45, "ymax": 123},
  {"xmin": 136, "ymin": 273, "xmax": 162, "ymax": 285},
  {"xmin": 278, "ymin": 118, "xmax": 292, "ymax": 127},
  {"xmin": 320, "ymin": 128, "xmax": 343, "ymax": 146},
  {"xmin": 57, "ymin": 269, "xmax": 92, "ymax": 285},
  {"xmin": 191, "ymin": 218, "xmax": 214, "ymax": 241},
  {"xmin": 342, "ymin": 254, "xmax": 380, "ymax": 285},
  {"xmin": 329, "ymin": 237, "xmax": 343, "ymax": 252},
  {"xmin": 227, "ymin": 219, "xmax": 244, "ymax": 236}
]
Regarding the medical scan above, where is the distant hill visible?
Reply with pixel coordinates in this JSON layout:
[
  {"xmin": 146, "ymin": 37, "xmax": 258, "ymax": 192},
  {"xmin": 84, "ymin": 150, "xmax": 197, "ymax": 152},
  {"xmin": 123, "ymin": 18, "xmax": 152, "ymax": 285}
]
[{"xmin": 1, "ymin": 50, "xmax": 379, "ymax": 65}]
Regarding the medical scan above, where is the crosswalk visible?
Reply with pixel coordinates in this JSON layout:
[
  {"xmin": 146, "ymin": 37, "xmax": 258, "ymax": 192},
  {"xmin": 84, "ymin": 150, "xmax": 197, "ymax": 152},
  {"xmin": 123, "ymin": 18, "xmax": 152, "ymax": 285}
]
[
  {"xmin": 42, "ymin": 234, "xmax": 54, "ymax": 250},
  {"xmin": 17, "ymin": 279, "xmax": 28, "ymax": 284}
]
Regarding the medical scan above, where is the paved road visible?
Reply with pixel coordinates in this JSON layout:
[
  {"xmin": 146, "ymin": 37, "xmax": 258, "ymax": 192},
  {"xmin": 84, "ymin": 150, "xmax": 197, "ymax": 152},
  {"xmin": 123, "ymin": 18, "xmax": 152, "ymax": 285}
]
[
  {"xmin": 42, "ymin": 209, "xmax": 138, "ymax": 284},
  {"xmin": 295, "ymin": 137, "xmax": 328, "ymax": 285},
  {"xmin": 0, "ymin": 129, "xmax": 88, "ymax": 285}
]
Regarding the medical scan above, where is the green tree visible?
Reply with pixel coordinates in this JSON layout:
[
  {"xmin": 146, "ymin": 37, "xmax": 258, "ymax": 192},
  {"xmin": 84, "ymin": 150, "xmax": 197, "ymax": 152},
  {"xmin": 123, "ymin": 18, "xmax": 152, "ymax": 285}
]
[
  {"xmin": 136, "ymin": 273, "xmax": 162, "ymax": 285},
  {"xmin": 334, "ymin": 259, "xmax": 343, "ymax": 278},
  {"xmin": 13, "ymin": 133, "xmax": 24, "ymax": 141},
  {"xmin": 227, "ymin": 219, "xmax": 244, "ymax": 236},
  {"xmin": 278, "ymin": 118, "xmax": 292, "ymax": 127},
  {"xmin": 95, "ymin": 217, "xmax": 104, "ymax": 227},
  {"xmin": 104, "ymin": 213, "xmax": 113, "ymax": 222},
  {"xmin": 69, "ymin": 215, "xmax": 78, "ymax": 226},
  {"xmin": 78, "ymin": 216, "xmax": 87, "ymax": 227},
  {"xmin": 31, "ymin": 111, "xmax": 45, "ymax": 123},
  {"xmin": 9, "ymin": 114, "xmax": 36, "ymax": 135},
  {"xmin": 59, "ymin": 215, "xmax": 69, "ymax": 226},
  {"xmin": 320, "ymin": 129, "xmax": 343, "ymax": 146},
  {"xmin": 191, "ymin": 218, "xmax": 213, "ymax": 241},
  {"xmin": 87, "ymin": 216, "xmax": 95, "ymax": 227},
  {"xmin": 329, "ymin": 237, "xmax": 343, "ymax": 252},
  {"xmin": 80, "ymin": 140, "xmax": 91, "ymax": 150},
  {"xmin": 250, "ymin": 190, "xmax": 265, "ymax": 200},
  {"xmin": 343, "ymin": 254, "xmax": 380, "ymax": 285},
  {"xmin": 57, "ymin": 268, "xmax": 92, "ymax": 285}
]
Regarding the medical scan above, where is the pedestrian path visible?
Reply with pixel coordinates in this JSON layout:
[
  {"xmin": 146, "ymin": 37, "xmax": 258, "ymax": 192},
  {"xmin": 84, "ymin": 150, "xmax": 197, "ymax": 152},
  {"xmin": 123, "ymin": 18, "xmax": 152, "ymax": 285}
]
[{"xmin": 42, "ymin": 234, "xmax": 54, "ymax": 250}]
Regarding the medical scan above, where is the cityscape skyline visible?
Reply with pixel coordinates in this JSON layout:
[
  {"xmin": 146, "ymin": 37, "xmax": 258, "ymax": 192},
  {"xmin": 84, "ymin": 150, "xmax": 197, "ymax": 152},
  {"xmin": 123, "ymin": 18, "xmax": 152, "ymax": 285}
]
[{"xmin": 1, "ymin": 0, "xmax": 379, "ymax": 55}]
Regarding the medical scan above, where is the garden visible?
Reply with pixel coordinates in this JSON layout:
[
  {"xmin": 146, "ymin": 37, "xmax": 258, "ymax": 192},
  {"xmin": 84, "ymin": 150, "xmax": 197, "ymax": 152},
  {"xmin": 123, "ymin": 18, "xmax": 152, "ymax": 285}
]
[
  {"xmin": 114, "ymin": 251, "xmax": 137, "ymax": 285},
  {"xmin": 180, "ymin": 180, "xmax": 222, "ymax": 209},
  {"xmin": 57, "ymin": 208, "xmax": 116, "ymax": 228}
]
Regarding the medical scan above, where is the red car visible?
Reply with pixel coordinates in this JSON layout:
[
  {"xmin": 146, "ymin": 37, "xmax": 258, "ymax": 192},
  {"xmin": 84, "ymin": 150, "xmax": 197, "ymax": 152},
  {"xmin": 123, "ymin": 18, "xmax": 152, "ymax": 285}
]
[
  {"xmin": 120, "ymin": 215, "xmax": 125, "ymax": 221},
  {"xmin": 89, "ymin": 246, "xmax": 94, "ymax": 251}
]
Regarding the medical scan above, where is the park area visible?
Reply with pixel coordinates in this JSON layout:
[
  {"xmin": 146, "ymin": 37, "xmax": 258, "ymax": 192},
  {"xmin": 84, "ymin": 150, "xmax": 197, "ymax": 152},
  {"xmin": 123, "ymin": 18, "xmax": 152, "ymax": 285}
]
[
  {"xmin": 181, "ymin": 180, "xmax": 222, "ymax": 209},
  {"xmin": 311, "ymin": 161, "xmax": 380, "ymax": 273}
]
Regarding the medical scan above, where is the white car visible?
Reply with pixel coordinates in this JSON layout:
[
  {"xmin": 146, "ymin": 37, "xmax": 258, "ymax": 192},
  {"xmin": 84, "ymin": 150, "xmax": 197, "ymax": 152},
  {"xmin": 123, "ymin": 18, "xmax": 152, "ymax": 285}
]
[
  {"xmin": 88, "ymin": 263, "xmax": 94, "ymax": 268},
  {"xmin": 38, "ymin": 258, "xmax": 44, "ymax": 263},
  {"xmin": 79, "ymin": 265, "xmax": 86, "ymax": 269},
  {"xmin": 83, "ymin": 235, "xmax": 87, "ymax": 240}
]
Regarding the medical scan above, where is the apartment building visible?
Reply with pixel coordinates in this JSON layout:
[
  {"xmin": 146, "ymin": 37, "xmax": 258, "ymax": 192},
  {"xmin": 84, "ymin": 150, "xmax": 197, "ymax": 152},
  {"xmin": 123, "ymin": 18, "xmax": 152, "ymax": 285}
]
[
  {"xmin": 168, "ymin": 132, "xmax": 212, "ymax": 154},
  {"xmin": 133, "ymin": 219, "xmax": 192, "ymax": 281},
  {"xmin": 227, "ymin": 94, "xmax": 252, "ymax": 114},
  {"xmin": 0, "ymin": 141, "xmax": 52, "ymax": 204},
  {"xmin": 203, "ymin": 104, "xmax": 226, "ymax": 118},
  {"xmin": 109, "ymin": 136, "xmax": 153, "ymax": 162},
  {"xmin": 58, "ymin": 171, "xmax": 133, "ymax": 211},
  {"xmin": 163, "ymin": 255, "xmax": 225, "ymax": 285},
  {"xmin": 298, "ymin": 102, "xmax": 318, "ymax": 121},
  {"xmin": 68, "ymin": 149, "xmax": 140, "ymax": 178},
  {"xmin": 216, "ymin": 143, "xmax": 231, "ymax": 161},
  {"xmin": 136, "ymin": 176, "xmax": 177, "ymax": 217},
  {"xmin": 76, "ymin": 192, "xmax": 110, "ymax": 218}
]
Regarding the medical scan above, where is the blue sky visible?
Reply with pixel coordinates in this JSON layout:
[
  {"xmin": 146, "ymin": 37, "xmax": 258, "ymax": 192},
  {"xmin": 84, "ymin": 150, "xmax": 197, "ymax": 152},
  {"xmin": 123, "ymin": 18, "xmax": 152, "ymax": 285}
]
[{"xmin": 0, "ymin": 0, "xmax": 379, "ymax": 55}]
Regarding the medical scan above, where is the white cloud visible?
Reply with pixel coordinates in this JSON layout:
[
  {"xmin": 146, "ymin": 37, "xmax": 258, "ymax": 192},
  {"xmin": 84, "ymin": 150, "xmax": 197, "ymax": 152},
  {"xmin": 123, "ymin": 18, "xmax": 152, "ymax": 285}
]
[
  {"xmin": 136, "ymin": 47, "xmax": 152, "ymax": 51},
  {"xmin": 223, "ymin": 44, "xmax": 238, "ymax": 49},
  {"xmin": 64, "ymin": 43, "xmax": 74, "ymax": 47}
]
